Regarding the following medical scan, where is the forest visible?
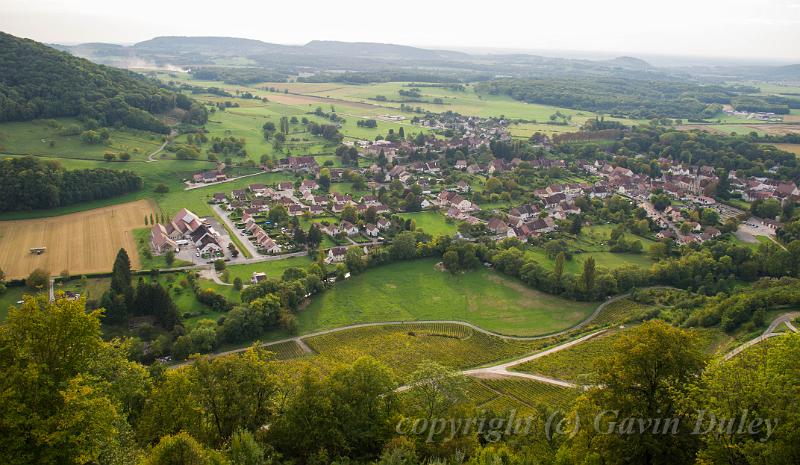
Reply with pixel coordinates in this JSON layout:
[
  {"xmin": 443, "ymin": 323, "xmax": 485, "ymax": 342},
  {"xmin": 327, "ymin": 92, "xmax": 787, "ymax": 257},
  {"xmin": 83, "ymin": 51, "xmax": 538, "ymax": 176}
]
[
  {"xmin": 0, "ymin": 32, "xmax": 197, "ymax": 133},
  {"xmin": 477, "ymin": 78, "xmax": 760, "ymax": 119},
  {"xmin": 0, "ymin": 156, "xmax": 142, "ymax": 211}
]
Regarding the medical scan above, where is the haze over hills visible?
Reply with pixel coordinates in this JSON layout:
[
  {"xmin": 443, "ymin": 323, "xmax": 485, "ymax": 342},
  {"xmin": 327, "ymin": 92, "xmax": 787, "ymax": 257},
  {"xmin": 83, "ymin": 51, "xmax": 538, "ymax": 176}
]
[{"xmin": 52, "ymin": 35, "xmax": 800, "ymax": 84}]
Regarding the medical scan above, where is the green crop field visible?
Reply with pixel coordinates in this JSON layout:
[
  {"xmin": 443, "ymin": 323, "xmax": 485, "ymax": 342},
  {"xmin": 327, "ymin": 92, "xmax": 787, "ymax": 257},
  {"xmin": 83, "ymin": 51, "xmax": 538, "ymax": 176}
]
[
  {"xmin": 303, "ymin": 323, "xmax": 546, "ymax": 380},
  {"xmin": 297, "ymin": 258, "xmax": 597, "ymax": 336},
  {"xmin": 398, "ymin": 211, "xmax": 458, "ymax": 236}
]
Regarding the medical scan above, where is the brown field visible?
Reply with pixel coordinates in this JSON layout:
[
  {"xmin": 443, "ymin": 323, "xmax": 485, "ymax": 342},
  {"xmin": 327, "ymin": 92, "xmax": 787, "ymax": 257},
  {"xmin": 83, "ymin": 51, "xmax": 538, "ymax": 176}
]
[
  {"xmin": 0, "ymin": 200, "xmax": 153, "ymax": 279},
  {"xmin": 770, "ymin": 143, "xmax": 800, "ymax": 157}
]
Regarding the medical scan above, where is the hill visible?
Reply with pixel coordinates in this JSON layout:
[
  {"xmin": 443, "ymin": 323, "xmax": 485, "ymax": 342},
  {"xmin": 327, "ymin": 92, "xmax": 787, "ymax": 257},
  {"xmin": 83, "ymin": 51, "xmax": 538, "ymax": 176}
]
[{"xmin": 0, "ymin": 32, "xmax": 193, "ymax": 133}]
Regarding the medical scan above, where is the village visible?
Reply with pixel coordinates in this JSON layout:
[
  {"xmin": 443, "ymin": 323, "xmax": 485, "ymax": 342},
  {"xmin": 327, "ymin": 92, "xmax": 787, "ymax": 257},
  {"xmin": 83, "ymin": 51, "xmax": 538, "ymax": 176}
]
[{"xmin": 149, "ymin": 112, "xmax": 800, "ymax": 282}]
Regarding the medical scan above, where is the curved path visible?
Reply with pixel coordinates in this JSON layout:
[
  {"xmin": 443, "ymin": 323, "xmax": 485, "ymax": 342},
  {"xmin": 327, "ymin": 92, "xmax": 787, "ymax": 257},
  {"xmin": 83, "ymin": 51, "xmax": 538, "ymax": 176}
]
[
  {"xmin": 722, "ymin": 311, "xmax": 799, "ymax": 361},
  {"xmin": 462, "ymin": 330, "xmax": 607, "ymax": 388},
  {"xmin": 171, "ymin": 287, "xmax": 669, "ymax": 369}
]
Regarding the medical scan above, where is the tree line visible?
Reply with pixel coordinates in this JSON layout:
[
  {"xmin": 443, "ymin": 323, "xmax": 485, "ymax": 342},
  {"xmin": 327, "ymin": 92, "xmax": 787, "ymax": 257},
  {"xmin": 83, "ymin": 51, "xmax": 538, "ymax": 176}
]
[{"xmin": 0, "ymin": 156, "xmax": 142, "ymax": 212}]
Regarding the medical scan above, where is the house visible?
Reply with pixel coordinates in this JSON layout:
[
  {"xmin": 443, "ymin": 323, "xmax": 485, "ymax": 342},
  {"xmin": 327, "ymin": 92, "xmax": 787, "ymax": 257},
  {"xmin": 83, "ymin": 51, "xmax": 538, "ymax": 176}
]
[
  {"xmin": 377, "ymin": 218, "xmax": 391, "ymax": 230},
  {"xmin": 251, "ymin": 272, "xmax": 267, "ymax": 284},
  {"xmin": 260, "ymin": 237, "xmax": 282, "ymax": 254},
  {"xmin": 487, "ymin": 218, "xmax": 515, "ymax": 238},
  {"xmin": 365, "ymin": 223, "xmax": 380, "ymax": 237},
  {"xmin": 280, "ymin": 156, "xmax": 320, "ymax": 173},
  {"xmin": 455, "ymin": 180, "xmax": 470, "ymax": 193},
  {"xmin": 197, "ymin": 235, "xmax": 222, "ymax": 255},
  {"xmin": 212, "ymin": 193, "xmax": 228, "ymax": 204},
  {"xmin": 300, "ymin": 179, "xmax": 319, "ymax": 191},
  {"xmin": 150, "ymin": 224, "xmax": 177, "ymax": 254},
  {"xmin": 454, "ymin": 160, "xmax": 467, "ymax": 170},
  {"xmin": 232, "ymin": 189, "xmax": 247, "ymax": 201},
  {"xmin": 164, "ymin": 208, "xmax": 203, "ymax": 239},
  {"xmin": 325, "ymin": 246, "xmax": 348, "ymax": 264},
  {"xmin": 340, "ymin": 221, "xmax": 360, "ymax": 236},
  {"xmin": 249, "ymin": 184, "xmax": 267, "ymax": 194}
]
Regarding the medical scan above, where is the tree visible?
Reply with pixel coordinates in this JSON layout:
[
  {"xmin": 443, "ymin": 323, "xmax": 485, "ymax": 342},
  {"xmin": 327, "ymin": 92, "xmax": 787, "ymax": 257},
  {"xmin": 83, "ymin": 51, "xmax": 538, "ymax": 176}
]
[
  {"xmin": 227, "ymin": 429, "xmax": 265, "ymax": 465},
  {"xmin": 110, "ymin": 248, "xmax": 132, "ymax": 295},
  {"xmin": 233, "ymin": 277, "xmax": 243, "ymax": 291},
  {"xmin": 580, "ymin": 256, "xmax": 596, "ymax": 295},
  {"xmin": 559, "ymin": 321, "xmax": 706, "ymax": 465},
  {"xmin": 26, "ymin": 268, "xmax": 49, "ymax": 289},
  {"xmin": 0, "ymin": 295, "xmax": 145, "ymax": 465},
  {"xmin": 553, "ymin": 251, "xmax": 565, "ymax": 283},
  {"xmin": 142, "ymin": 432, "xmax": 227, "ymax": 465},
  {"xmin": 568, "ymin": 214, "xmax": 583, "ymax": 235},
  {"xmin": 406, "ymin": 361, "xmax": 467, "ymax": 419},
  {"xmin": 165, "ymin": 249, "xmax": 175, "ymax": 266},
  {"xmin": 390, "ymin": 232, "xmax": 417, "ymax": 260},
  {"xmin": 345, "ymin": 247, "xmax": 366, "ymax": 274},
  {"xmin": 686, "ymin": 333, "xmax": 800, "ymax": 465},
  {"xmin": 268, "ymin": 205, "xmax": 288, "ymax": 225}
]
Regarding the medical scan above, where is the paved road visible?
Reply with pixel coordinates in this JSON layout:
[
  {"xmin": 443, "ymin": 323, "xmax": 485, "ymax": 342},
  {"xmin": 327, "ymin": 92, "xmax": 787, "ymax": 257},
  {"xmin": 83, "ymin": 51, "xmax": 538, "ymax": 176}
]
[
  {"xmin": 211, "ymin": 205, "xmax": 260, "ymax": 258},
  {"xmin": 722, "ymin": 311, "xmax": 799, "ymax": 361}
]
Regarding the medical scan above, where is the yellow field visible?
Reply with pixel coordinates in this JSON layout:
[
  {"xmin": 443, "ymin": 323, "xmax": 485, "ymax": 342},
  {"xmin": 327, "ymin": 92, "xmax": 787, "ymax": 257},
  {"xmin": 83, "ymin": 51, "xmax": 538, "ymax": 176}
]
[
  {"xmin": 770, "ymin": 143, "xmax": 800, "ymax": 157},
  {"xmin": 0, "ymin": 200, "xmax": 153, "ymax": 279}
]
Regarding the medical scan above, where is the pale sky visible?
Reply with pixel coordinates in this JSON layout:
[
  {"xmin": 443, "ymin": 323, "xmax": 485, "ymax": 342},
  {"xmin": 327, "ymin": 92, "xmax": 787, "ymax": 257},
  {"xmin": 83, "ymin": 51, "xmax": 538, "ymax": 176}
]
[{"xmin": 1, "ymin": 0, "xmax": 799, "ymax": 63}]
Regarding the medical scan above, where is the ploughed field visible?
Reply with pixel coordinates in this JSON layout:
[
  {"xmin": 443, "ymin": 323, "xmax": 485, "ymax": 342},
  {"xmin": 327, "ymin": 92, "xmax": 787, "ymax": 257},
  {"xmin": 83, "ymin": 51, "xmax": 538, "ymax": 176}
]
[{"xmin": 0, "ymin": 199, "xmax": 152, "ymax": 278}]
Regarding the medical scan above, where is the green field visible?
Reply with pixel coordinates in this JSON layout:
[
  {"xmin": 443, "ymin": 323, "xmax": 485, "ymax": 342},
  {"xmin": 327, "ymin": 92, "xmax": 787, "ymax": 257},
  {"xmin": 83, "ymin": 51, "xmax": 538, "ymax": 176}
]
[
  {"xmin": 224, "ymin": 256, "xmax": 314, "ymax": 283},
  {"xmin": 0, "ymin": 118, "xmax": 163, "ymax": 162},
  {"xmin": 398, "ymin": 211, "xmax": 458, "ymax": 236},
  {"xmin": 297, "ymin": 258, "xmax": 597, "ymax": 336},
  {"xmin": 0, "ymin": 286, "xmax": 35, "ymax": 321}
]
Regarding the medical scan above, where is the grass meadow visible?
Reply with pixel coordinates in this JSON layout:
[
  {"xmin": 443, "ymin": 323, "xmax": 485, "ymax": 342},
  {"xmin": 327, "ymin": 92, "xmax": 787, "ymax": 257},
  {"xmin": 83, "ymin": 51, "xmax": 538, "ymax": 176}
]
[{"xmin": 297, "ymin": 258, "xmax": 597, "ymax": 336}]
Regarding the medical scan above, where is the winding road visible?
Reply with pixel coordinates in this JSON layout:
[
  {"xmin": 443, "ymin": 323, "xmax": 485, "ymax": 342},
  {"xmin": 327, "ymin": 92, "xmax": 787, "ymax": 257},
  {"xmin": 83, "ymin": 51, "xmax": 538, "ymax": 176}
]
[{"xmin": 722, "ymin": 311, "xmax": 800, "ymax": 361}]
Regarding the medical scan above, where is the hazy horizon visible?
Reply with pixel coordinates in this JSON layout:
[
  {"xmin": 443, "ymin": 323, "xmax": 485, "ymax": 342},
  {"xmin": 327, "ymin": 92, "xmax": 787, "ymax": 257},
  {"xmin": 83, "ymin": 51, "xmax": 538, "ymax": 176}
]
[{"xmin": 2, "ymin": 0, "xmax": 799, "ymax": 64}]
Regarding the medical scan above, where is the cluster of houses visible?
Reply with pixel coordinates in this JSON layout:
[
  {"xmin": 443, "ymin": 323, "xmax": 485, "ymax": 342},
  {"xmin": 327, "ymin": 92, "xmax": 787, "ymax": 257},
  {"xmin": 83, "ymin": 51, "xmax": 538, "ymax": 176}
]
[{"xmin": 150, "ymin": 208, "xmax": 223, "ymax": 256}]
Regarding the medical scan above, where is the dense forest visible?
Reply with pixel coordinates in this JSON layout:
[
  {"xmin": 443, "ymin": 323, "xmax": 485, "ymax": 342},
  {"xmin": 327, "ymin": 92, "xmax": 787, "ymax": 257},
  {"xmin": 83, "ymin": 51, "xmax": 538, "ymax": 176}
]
[
  {"xmin": 477, "ymin": 78, "xmax": 761, "ymax": 119},
  {"xmin": 0, "ymin": 156, "xmax": 142, "ymax": 211},
  {"xmin": 0, "ymin": 32, "xmax": 207, "ymax": 133}
]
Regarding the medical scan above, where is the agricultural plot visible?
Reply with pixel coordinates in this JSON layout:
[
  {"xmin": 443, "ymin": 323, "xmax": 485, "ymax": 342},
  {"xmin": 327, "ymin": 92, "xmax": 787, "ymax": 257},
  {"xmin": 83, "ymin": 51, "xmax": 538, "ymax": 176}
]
[
  {"xmin": 513, "ymin": 325, "xmax": 734, "ymax": 384},
  {"xmin": 770, "ymin": 143, "xmax": 800, "ymax": 158},
  {"xmin": 303, "ymin": 323, "xmax": 546, "ymax": 380},
  {"xmin": 264, "ymin": 340, "xmax": 308, "ymax": 360},
  {"xmin": 0, "ymin": 199, "xmax": 152, "ymax": 279},
  {"xmin": 474, "ymin": 377, "xmax": 579, "ymax": 412},
  {"xmin": 589, "ymin": 298, "xmax": 657, "ymax": 327},
  {"xmin": 298, "ymin": 258, "xmax": 597, "ymax": 336}
]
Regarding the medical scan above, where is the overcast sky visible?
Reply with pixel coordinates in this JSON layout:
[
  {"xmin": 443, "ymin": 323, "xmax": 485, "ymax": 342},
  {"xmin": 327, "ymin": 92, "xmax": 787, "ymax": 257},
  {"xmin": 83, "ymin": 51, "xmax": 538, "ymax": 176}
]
[{"xmin": 2, "ymin": 0, "xmax": 799, "ymax": 63}]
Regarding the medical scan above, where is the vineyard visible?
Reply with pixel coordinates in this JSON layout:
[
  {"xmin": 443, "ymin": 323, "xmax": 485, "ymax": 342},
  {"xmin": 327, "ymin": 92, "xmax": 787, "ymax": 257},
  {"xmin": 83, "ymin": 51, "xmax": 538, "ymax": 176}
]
[
  {"xmin": 302, "ymin": 323, "xmax": 548, "ymax": 380},
  {"xmin": 511, "ymin": 329, "xmax": 625, "ymax": 384},
  {"xmin": 265, "ymin": 340, "xmax": 308, "ymax": 360},
  {"xmin": 590, "ymin": 298, "xmax": 657, "ymax": 327},
  {"xmin": 465, "ymin": 377, "xmax": 579, "ymax": 413}
]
